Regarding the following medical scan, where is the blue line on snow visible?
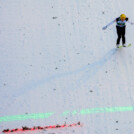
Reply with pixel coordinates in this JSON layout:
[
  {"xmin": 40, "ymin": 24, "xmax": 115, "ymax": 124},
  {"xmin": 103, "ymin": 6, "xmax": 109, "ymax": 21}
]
[
  {"xmin": 1, "ymin": 48, "xmax": 117, "ymax": 111},
  {"xmin": 15, "ymin": 48, "xmax": 117, "ymax": 96}
]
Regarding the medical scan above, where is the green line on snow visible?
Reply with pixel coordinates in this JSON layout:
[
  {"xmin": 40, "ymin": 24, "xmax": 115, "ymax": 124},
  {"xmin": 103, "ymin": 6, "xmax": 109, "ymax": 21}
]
[
  {"xmin": 0, "ymin": 106, "xmax": 133, "ymax": 123},
  {"xmin": 72, "ymin": 110, "xmax": 77, "ymax": 115},
  {"xmin": 79, "ymin": 106, "xmax": 134, "ymax": 114},
  {"xmin": 0, "ymin": 112, "xmax": 54, "ymax": 122},
  {"xmin": 62, "ymin": 111, "xmax": 70, "ymax": 116}
]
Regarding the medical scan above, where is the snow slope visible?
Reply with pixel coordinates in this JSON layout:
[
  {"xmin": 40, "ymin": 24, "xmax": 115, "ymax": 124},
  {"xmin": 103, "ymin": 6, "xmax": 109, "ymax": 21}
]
[{"xmin": 0, "ymin": 0, "xmax": 134, "ymax": 133}]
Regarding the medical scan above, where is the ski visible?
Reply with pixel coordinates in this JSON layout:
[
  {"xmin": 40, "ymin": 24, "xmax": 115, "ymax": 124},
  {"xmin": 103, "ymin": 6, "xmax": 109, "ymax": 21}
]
[{"xmin": 118, "ymin": 44, "xmax": 132, "ymax": 48}]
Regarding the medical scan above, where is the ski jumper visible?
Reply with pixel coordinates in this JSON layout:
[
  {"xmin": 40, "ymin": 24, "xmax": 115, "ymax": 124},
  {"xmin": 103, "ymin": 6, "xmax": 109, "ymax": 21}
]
[{"xmin": 116, "ymin": 17, "xmax": 128, "ymax": 45}]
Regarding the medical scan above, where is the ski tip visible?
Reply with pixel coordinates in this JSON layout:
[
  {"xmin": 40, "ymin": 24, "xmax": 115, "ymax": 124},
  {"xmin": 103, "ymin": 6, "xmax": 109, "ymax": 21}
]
[
  {"xmin": 117, "ymin": 44, "xmax": 132, "ymax": 48},
  {"xmin": 128, "ymin": 44, "xmax": 132, "ymax": 47}
]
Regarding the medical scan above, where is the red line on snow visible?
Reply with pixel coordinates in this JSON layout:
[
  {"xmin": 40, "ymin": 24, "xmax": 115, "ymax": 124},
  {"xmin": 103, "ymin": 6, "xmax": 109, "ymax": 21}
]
[{"xmin": 2, "ymin": 122, "xmax": 81, "ymax": 133}]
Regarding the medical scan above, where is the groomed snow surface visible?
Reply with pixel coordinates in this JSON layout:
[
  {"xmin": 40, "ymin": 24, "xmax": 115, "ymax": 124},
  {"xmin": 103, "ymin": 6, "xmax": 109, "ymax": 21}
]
[{"xmin": 0, "ymin": 0, "xmax": 134, "ymax": 133}]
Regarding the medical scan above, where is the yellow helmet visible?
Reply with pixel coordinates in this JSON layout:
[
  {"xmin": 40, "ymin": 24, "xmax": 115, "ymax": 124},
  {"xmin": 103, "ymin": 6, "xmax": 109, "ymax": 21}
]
[{"xmin": 120, "ymin": 14, "xmax": 126, "ymax": 19}]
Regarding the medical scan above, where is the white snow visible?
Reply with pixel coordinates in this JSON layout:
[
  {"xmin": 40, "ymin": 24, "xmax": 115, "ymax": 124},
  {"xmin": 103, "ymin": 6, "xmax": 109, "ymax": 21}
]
[{"xmin": 0, "ymin": 0, "xmax": 134, "ymax": 133}]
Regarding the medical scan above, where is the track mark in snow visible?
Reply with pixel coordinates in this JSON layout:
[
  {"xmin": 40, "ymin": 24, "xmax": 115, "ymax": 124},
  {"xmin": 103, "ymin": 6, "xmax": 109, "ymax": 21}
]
[
  {"xmin": 16, "ymin": 49, "xmax": 117, "ymax": 94},
  {"xmin": 2, "ymin": 48, "xmax": 118, "ymax": 110}
]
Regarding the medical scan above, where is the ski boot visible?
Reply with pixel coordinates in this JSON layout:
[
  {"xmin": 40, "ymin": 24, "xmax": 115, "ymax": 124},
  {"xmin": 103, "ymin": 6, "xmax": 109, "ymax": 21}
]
[
  {"xmin": 116, "ymin": 44, "xmax": 119, "ymax": 48},
  {"xmin": 122, "ymin": 44, "xmax": 126, "ymax": 47}
]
